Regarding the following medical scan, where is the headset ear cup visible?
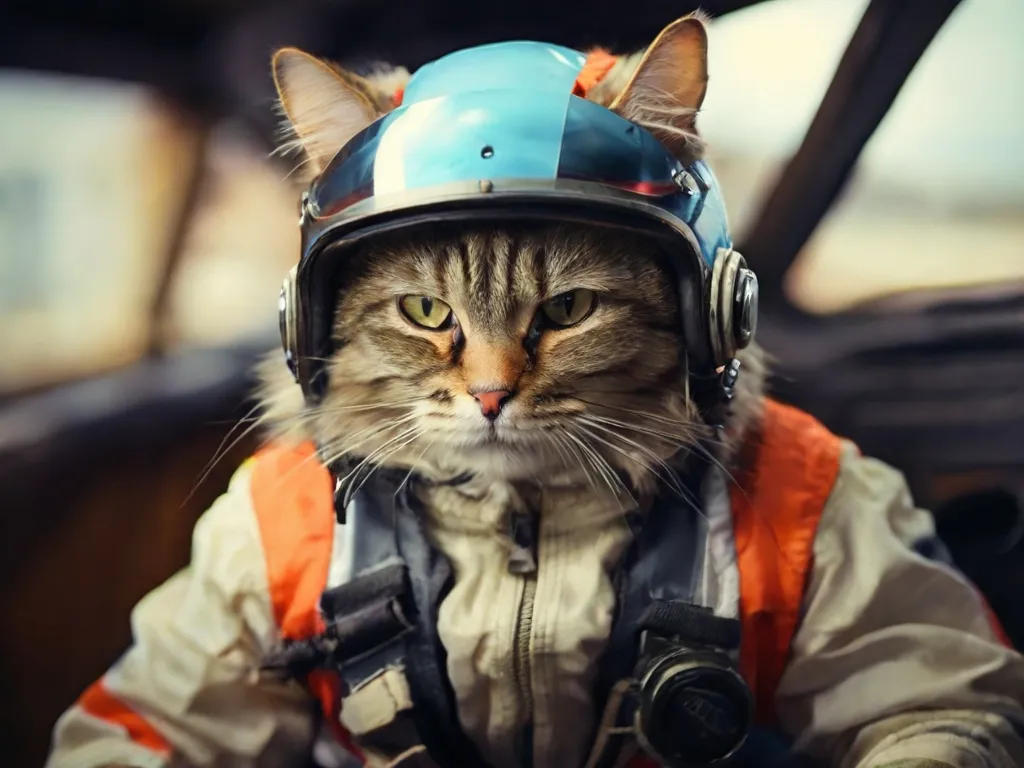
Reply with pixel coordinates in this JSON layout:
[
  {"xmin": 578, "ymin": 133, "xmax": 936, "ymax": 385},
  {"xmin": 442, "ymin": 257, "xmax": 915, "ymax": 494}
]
[
  {"xmin": 279, "ymin": 265, "xmax": 300, "ymax": 382},
  {"xmin": 731, "ymin": 251, "xmax": 758, "ymax": 352},
  {"xmin": 708, "ymin": 248, "xmax": 733, "ymax": 367},
  {"xmin": 708, "ymin": 249, "xmax": 759, "ymax": 368}
]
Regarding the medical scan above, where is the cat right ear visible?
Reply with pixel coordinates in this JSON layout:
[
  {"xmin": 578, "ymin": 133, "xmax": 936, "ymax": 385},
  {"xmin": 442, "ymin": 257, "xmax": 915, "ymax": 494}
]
[
  {"xmin": 610, "ymin": 14, "xmax": 709, "ymax": 161},
  {"xmin": 272, "ymin": 47, "xmax": 380, "ymax": 176}
]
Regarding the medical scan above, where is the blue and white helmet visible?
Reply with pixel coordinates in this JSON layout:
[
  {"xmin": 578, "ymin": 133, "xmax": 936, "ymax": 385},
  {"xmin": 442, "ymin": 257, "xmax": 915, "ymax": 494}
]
[{"xmin": 279, "ymin": 40, "xmax": 758, "ymax": 403}]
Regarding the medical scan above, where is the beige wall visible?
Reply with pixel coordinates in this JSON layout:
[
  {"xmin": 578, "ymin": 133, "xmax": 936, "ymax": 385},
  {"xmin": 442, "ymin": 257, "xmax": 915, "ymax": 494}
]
[
  {"xmin": 162, "ymin": 125, "xmax": 300, "ymax": 349},
  {"xmin": 0, "ymin": 74, "xmax": 197, "ymax": 390}
]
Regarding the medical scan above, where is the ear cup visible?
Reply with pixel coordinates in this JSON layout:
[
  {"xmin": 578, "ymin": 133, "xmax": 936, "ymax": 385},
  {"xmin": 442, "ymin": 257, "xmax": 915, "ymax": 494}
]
[
  {"xmin": 708, "ymin": 249, "xmax": 759, "ymax": 367},
  {"xmin": 279, "ymin": 265, "xmax": 300, "ymax": 381},
  {"xmin": 732, "ymin": 258, "xmax": 758, "ymax": 352}
]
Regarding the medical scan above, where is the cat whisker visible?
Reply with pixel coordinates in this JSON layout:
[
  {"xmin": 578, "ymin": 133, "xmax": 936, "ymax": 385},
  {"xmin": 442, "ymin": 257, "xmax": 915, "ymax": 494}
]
[
  {"xmin": 560, "ymin": 430, "xmax": 608, "ymax": 495},
  {"xmin": 683, "ymin": 438, "xmax": 746, "ymax": 498},
  {"xmin": 575, "ymin": 422, "xmax": 684, "ymax": 501},
  {"xmin": 549, "ymin": 431, "xmax": 598, "ymax": 494},
  {"xmin": 317, "ymin": 421, "xmax": 414, "ymax": 472},
  {"xmin": 569, "ymin": 431, "xmax": 619, "ymax": 494},
  {"xmin": 582, "ymin": 413, "xmax": 702, "ymax": 446},
  {"xmin": 579, "ymin": 421, "xmax": 713, "ymax": 523},
  {"xmin": 323, "ymin": 412, "xmax": 419, "ymax": 451},
  {"xmin": 184, "ymin": 400, "xmax": 284, "ymax": 508},
  {"xmin": 315, "ymin": 399, "xmax": 422, "ymax": 415},
  {"xmin": 338, "ymin": 425, "xmax": 423, "ymax": 490},
  {"xmin": 573, "ymin": 398, "xmax": 730, "ymax": 456},
  {"xmin": 581, "ymin": 415, "xmax": 722, "ymax": 492},
  {"xmin": 394, "ymin": 435, "xmax": 441, "ymax": 500},
  {"xmin": 345, "ymin": 428, "xmax": 426, "ymax": 504},
  {"xmin": 573, "ymin": 397, "xmax": 710, "ymax": 433},
  {"xmin": 565, "ymin": 428, "xmax": 635, "ymax": 505},
  {"xmin": 576, "ymin": 418, "xmax": 706, "ymax": 512},
  {"xmin": 543, "ymin": 430, "xmax": 578, "ymax": 476}
]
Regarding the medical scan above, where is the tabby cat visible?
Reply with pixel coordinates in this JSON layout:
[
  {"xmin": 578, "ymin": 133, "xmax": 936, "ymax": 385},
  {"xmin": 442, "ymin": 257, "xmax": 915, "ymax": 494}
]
[{"xmin": 260, "ymin": 13, "xmax": 766, "ymax": 500}]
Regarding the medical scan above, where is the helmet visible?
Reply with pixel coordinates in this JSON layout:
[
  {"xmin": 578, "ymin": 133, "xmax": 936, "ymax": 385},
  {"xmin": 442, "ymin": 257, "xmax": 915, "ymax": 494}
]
[{"xmin": 279, "ymin": 40, "xmax": 759, "ymax": 404}]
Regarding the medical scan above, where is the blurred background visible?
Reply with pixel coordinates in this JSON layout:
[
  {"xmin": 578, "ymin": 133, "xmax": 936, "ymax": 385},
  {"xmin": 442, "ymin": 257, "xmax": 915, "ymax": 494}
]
[{"xmin": 0, "ymin": 0, "xmax": 1021, "ymax": 764}]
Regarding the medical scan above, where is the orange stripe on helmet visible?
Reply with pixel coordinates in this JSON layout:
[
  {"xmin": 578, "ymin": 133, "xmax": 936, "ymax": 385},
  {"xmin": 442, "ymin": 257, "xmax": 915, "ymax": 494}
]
[
  {"xmin": 396, "ymin": 49, "xmax": 616, "ymax": 107},
  {"xmin": 572, "ymin": 49, "xmax": 618, "ymax": 97},
  {"xmin": 78, "ymin": 679, "xmax": 171, "ymax": 755}
]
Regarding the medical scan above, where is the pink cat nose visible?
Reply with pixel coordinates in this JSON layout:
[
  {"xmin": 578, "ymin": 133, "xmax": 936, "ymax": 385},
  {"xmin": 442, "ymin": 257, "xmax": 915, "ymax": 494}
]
[{"xmin": 472, "ymin": 389, "xmax": 512, "ymax": 420}]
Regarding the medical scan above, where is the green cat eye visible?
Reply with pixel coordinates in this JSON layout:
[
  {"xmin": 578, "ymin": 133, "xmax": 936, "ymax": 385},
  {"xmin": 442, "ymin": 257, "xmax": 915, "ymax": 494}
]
[
  {"xmin": 541, "ymin": 289, "xmax": 597, "ymax": 327},
  {"xmin": 399, "ymin": 294, "xmax": 453, "ymax": 329}
]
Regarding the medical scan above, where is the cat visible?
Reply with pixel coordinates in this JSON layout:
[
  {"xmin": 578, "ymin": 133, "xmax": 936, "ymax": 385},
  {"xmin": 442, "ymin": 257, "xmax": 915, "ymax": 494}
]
[{"xmin": 258, "ymin": 12, "xmax": 767, "ymax": 504}]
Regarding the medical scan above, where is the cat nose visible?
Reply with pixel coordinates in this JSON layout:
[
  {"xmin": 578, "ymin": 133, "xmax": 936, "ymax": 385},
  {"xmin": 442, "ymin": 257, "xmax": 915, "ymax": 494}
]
[{"xmin": 472, "ymin": 389, "xmax": 512, "ymax": 420}]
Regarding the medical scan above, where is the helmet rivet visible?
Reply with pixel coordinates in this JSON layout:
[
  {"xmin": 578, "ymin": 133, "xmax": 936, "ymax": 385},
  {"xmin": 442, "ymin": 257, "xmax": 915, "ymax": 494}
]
[
  {"xmin": 481, "ymin": 145, "xmax": 495, "ymax": 159},
  {"xmin": 673, "ymin": 169, "xmax": 698, "ymax": 197}
]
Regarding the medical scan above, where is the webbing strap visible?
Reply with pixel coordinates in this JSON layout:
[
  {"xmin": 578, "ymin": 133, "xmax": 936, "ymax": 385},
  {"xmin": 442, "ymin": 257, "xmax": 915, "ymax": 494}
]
[
  {"xmin": 585, "ymin": 459, "xmax": 725, "ymax": 768},
  {"xmin": 316, "ymin": 455, "xmax": 736, "ymax": 768},
  {"xmin": 323, "ymin": 475, "xmax": 489, "ymax": 768}
]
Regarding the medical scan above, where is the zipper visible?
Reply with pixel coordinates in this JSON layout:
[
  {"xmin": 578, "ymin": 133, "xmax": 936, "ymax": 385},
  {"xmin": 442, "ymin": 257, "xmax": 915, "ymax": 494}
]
[
  {"xmin": 509, "ymin": 508, "xmax": 539, "ymax": 767},
  {"xmin": 514, "ymin": 574, "xmax": 537, "ymax": 764}
]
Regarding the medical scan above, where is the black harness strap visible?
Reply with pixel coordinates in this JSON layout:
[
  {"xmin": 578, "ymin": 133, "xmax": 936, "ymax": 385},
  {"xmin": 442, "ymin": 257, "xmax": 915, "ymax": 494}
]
[
  {"xmin": 268, "ymin": 471, "xmax": 489, "ymax": 768},
  {"xmin": 638, "ymin": 601, "xmax": 741, "ymax": 651},
  {"xmin": 593, "ymin": 462, "xmax": 710, "ymax": 713},
  {"xmin": 267, "ymin": 452, "xmax": 742, "ymax": 768},
  {"xmin": 586, "ymin": 458, "xmax": 749, "ymax": 768},
  {"xmin": 390, "ymin": 481, "xmax": 491, "ymax": 768}
]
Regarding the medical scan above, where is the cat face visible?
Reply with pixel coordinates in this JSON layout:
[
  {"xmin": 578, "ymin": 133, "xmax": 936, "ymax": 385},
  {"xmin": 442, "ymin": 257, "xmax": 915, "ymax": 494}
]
[
  {"xmin": 260, "ymin": 13, "xmax": 758, "ymax": 493},
  {"xmin": 309, "ymin": 225, "xmax": 701, "ymax": 487}
]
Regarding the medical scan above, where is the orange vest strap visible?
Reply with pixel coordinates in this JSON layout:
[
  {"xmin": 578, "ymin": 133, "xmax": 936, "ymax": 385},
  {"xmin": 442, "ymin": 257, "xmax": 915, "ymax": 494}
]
[
  {"xmin": 249, "ymin": 441, "xmax": 336, "ymax": 640},
  {"xmin": 249, "ymin": 441, "xmax": 362, "ymax": 755},
  {"xmin": 572, "ymin": 49, "xmax": 618, "ymax": 98},
  {"xmin": 979, "ymin": 592, "xmax": 1013, "ymax": 648},
  {"xmin": 78, "ymin": 679, "xmax": 172, "ymax": 755},
  {"xmin": 730, "ymin": 399, "xmax": 843, "ymax": 725}
]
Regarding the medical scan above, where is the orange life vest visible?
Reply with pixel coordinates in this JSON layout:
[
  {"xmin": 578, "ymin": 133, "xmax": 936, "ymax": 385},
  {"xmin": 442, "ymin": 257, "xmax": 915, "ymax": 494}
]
[{"xmin": 247, "ymin": 399, "xmax": 842, "ymax": 764}]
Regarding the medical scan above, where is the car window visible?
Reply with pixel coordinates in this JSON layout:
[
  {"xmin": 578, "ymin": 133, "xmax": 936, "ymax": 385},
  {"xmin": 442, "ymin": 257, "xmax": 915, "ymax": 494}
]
[{"xmin": 700, "ymin": 0, "xmax": 1024, "ymax": 314}]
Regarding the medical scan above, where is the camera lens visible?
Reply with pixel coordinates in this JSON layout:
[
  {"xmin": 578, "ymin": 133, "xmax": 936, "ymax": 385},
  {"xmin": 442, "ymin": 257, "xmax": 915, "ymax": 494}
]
[{"xmin": 639, "ymin": 654, "xmax": 751, "ymax": 766}]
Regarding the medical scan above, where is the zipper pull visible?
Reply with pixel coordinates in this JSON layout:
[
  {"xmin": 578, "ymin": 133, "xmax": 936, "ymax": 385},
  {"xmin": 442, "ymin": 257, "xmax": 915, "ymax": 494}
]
[{"xmin": 507, "ymin": 509, "xmax": 538, "ymax": 575}]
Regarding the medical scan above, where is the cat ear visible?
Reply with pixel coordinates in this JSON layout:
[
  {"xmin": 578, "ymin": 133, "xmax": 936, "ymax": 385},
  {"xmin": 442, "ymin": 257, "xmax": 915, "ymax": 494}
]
[
  {"xmin": 611, "ymin": 13, "xmax": 709, "ymax": 159},
  {"xmin": 272, "ymin": 47, "xmax": 381, "ymax": 175}
]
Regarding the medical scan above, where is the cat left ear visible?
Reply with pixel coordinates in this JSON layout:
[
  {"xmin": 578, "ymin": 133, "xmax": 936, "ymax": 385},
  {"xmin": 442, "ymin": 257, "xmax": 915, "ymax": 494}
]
[
  {"xmin": 611, "ymin": 14, "xmax": 710, "ymax": 159},
  {"xmin": 272, "ymin": 47, "xmax": 381, "ymax": 176}
]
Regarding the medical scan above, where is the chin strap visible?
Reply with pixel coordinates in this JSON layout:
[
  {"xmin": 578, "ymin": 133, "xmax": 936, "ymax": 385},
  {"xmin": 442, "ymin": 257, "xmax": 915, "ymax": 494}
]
[{"xmin": 692, "ymin": 357, "xmax": 743, "ymax": 435}]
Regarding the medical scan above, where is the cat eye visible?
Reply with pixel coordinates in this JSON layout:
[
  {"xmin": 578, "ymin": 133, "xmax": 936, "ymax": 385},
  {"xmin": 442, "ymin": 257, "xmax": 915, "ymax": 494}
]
[
  {"xmin": 399, "ymin": 294, "xmax": 453, "ymax": 329},
  {"xmin": 541, "ymin": 289, "xmax": 597, "ymax": 327}
]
